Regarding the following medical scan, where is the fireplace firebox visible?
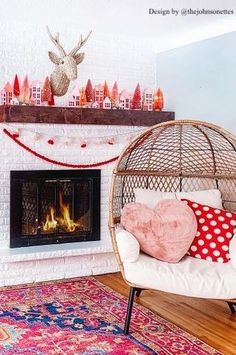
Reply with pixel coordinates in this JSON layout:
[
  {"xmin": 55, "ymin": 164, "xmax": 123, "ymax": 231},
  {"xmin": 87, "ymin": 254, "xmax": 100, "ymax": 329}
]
[{"xmin": 10, "ymin": 170, "xmax": 100, "ymax": 248}]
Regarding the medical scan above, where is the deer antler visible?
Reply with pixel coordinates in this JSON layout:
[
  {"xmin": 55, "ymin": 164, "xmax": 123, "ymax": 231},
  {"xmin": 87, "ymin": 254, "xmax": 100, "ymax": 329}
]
[
  {"xmin": 47, "ymin": 26, "xmax": 66, "ymax": 57},
  {"xmin": 69, "ymin": 30, "xmax": 92, "ymax": 56}
]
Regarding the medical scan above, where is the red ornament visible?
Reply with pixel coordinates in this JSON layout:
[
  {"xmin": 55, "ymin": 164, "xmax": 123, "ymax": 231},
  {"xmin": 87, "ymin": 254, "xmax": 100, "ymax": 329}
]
[
  {"xmin": 108, "ymin": 137, "xmax": 115, "ymax": 145},
  {"xmin": 13, "ymin": 74, "xmax": 20, "ymax": 97},
  {"xmin": 132, "ymin": 83, "xmax": 141, "ymax": 109},
  {"xmin": 81, "ymin": 143, "xmax": 87, "ymax": 148},
  {"xmin": 48, "ymin": 139, "xmax": 54, "ymax": 145}
]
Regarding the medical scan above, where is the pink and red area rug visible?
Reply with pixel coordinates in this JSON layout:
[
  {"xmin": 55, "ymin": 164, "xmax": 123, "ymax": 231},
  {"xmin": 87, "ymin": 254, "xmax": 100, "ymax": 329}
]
[{"xmin": 0, "ymin": 277, "xmax": 220, "ymax": 354}]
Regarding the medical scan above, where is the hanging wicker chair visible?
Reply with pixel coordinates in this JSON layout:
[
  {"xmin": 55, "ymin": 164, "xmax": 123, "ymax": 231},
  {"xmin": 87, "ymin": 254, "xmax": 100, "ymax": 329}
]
[{"xmin": 109, "ymin": 120, "xmax": 236, "ymax": 334}]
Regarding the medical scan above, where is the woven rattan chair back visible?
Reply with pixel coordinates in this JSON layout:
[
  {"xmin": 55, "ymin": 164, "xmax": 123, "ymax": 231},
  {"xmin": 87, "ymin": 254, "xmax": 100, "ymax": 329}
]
[{"xmin": 110, "ymin": 120, "xmax": 236, "ymax": 220}]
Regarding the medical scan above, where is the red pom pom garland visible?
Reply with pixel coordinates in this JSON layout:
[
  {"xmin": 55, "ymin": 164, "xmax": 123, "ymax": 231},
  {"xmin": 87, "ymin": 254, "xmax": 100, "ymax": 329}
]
[{"xmin": 3, "ymin": 128, "xmax": 119, "ymax": 168}]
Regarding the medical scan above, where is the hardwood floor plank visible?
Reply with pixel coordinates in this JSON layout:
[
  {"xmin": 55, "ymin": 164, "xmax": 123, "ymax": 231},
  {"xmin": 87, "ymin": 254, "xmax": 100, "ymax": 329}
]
[{"xmin": 95, "ymin": 272, "xmax": 236, "ymax": 355}]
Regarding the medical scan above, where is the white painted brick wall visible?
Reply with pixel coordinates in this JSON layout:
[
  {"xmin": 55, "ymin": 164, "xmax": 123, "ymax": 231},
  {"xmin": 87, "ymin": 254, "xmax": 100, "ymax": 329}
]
[{"xmin": 0, "ymin": 10, "xmax": 156, "ymax": 285}]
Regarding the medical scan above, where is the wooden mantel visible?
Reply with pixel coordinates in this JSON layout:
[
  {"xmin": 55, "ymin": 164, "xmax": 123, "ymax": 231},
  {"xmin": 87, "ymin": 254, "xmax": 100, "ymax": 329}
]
[{"xmin": 0, "ymin": 105, "xmax": 174, "ymax": 126}]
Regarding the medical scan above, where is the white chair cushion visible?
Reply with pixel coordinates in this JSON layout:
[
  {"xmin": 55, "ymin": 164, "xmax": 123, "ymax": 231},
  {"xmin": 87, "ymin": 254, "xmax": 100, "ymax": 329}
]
[
  {"xmin": 229, "ymin": 234, "xmax": 236, "ymax": 268},
  {"xmin": 134, "ymin": 188, "xmax": 223, "ymax": 209},
  {"xmin": 123, "ymin": 253, "xmax": 236, "ymax": 299},
  {"xmin": 116, "ymin": 228, "xmax": 140, "ymax": 263},
  {"xmin": 176, "ymin": 189, "xmax": 223, "ymax": 209}
]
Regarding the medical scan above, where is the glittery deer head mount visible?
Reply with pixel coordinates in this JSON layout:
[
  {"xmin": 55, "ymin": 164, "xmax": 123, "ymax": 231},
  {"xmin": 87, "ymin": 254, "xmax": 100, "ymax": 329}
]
[{"xmin": 47, "ymin": 26, "xmax": 92, "ymax": 97}]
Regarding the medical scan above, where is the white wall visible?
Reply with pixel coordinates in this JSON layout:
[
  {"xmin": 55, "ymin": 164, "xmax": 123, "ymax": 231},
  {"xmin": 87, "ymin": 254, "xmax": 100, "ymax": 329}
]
[{"xmin": 156, "ymin": 31, "xmax": 236, "ymax": 132}]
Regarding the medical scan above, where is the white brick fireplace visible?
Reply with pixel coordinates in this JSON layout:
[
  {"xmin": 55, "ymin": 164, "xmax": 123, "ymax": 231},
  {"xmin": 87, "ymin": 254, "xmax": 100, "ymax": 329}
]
[
  {"xmin": 0, "ymin": 122, "xmax": 143, "ymax": 286},
  {"xmin": 0, "ymin": 0, "xmax": 157, "ymax": 285}
]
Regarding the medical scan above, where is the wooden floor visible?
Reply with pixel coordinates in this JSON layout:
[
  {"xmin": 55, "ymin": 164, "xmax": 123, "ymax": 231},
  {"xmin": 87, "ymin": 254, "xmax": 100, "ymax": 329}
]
[{"xmin": 95, "ymin": 272, "xmax": 236, "ymax": 355}]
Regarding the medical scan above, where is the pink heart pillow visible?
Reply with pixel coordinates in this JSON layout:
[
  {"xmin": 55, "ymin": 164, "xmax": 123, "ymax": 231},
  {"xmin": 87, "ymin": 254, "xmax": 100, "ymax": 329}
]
[{"xmin": 121, "ymin": 199, "xmax": 197, "ymax": 263}]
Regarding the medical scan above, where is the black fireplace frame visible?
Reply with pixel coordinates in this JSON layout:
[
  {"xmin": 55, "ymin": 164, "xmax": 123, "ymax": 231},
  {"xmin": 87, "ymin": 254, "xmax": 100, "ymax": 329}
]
[{"xmin": 10, "ymin": 170, "xmax": 101, "ymax": 248}]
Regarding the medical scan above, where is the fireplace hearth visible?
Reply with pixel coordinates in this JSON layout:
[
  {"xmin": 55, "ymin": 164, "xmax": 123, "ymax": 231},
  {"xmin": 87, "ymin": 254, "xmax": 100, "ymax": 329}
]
[{"xmin": 10, "ymin": 170, "xmax": 100, "ymax": 248}]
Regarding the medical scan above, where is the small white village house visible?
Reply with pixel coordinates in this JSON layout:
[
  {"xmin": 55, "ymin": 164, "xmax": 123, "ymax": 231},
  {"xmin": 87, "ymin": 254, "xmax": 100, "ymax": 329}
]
[
  {"xmin": 94, "ymin": 84, "xmax": 104, "ymax": 108},
  {"xmin": 66, "ymin": 88, "xmax": 80, "ymax": 107},
  {"xmin": 91, "ymin": 101, "xmax": 100, "ymax": 109},
  {"xmin": 143, "ymin": 88, "xmax": 153, "ymax": 111},
  {"xmin": 67, "ymin": 88, "xmax": 80, "ymax": 107},
  {"xmin": 30, "ymin": 81, "xmax": 42, "ymax": 106},
  {"xmin": 119, "ymin": 90, "xmax": 131, "ymax": 110},
  {"xmin": 103, "ymin": 96, "xmax": 112, "ymax": 109},
  {"xmin": 1, "ymin": 82, "xmax": 13, "ymax": 105}
]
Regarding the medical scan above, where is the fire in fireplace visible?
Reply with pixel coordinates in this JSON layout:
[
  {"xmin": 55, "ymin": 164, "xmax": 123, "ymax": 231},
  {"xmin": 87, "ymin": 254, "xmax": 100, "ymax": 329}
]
[
  {"xmin": 10, "ymin": 170, "xmax": 100, "ymax": 248},
  {"xmin": 42, "ymin": 191, "xmax": 80, "ymax": 234}
]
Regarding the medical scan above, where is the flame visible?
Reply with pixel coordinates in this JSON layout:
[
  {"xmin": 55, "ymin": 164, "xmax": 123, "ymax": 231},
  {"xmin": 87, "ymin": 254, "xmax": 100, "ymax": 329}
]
[
  {"xmin": 58, "ymin": 193, "xmax": 79, "ymax": 232},
  {"xmin": 42, "ymin": 192, "xmax": 79, "ymax": 233},
  {"xmin": 42, "ymin": 207, "xmax": 57, "ymax": 231}
]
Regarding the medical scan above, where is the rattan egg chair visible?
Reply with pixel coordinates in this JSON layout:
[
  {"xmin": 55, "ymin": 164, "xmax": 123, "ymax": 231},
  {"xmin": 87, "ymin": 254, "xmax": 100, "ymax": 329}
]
[{"xmin": 109, "ymin": 120, "xmax": 236, "ymax": 334}]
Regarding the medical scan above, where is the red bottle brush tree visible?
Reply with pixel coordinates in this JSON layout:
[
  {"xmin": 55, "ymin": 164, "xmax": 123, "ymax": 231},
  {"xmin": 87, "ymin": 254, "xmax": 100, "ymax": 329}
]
[
  {"xmin": 41, "ymin": 76, "xmax": 52, "ymax": 104},
  {"xmin": 13, "ymin": 74, "xmax": 20, "ymax": 97},
  {"xmin": 132, "ymin": 83, "xmax": 141, "ymax": 109},
  {"xmin": 79, "ymin": 87, "xmax": 87, "ymax": 107},
  {"xmin": 111, "ymin": 81, "xmax": 119, "ymax": 108},
  {"xmin": 103, "ymin": 80, "xmax": 110, "ymax": 98},
  {"xmin": 85, "ymin": 79, "xmax": 93, "ymax": 103},
  {"xmin": 153, "ymin": 88, "xmax": 164, "ymax": 111},
  {"xmin": 48, "ymin": 92, "xmax": 55, "ymax": 106},
  {"xmin": 19, "ymin": 75, "xmax": 30, "ymax": 104}
]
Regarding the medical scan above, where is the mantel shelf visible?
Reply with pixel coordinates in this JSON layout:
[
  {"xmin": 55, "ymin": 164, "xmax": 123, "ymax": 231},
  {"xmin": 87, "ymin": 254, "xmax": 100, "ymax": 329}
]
[{"xmin": 0, "ymin": 105, "xmax": 175, "ymax": 126}]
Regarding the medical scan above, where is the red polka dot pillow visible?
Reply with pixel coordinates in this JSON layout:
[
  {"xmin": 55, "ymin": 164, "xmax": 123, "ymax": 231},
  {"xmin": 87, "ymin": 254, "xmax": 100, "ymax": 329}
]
[{"xmin": 182, "ymin": 199, "xmax": 236, "ymax": 263}]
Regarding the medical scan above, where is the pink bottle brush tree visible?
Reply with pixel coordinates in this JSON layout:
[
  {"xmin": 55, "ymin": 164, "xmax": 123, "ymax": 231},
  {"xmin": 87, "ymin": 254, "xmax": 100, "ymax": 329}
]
[
  {"xmin": 132, "ymin": 83, "xmax": 142, "ymax": 109},
  {"xmin": 41, "ymin": 76, "xmax": 52, "ymax": 104},
  {"xmin": 111, "ymin": 81, "xmax": 119, "ymax": 108},
  {"xmin": 85, "ymin": 79, "xmax": 93, "ymax": 104},
  {"xmin": 79, "ymin": 87, "xmax": 87, "ymax": 107},
  {"xmin": 103, "ymin": 80, "xmax": 110, "ymax": 98},
  {"xmin": 19, "ymin": 76, "xmax": 30, "ymax": 104}
]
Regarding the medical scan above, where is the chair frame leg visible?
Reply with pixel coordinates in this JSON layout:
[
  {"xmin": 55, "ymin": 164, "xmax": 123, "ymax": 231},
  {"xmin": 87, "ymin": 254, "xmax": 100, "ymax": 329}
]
[
  {"xmin": 227, "ymin": 302, "xmax": 236, "ymax": 314},
  {"xmin": 124, "ymin": 287, "xmax": 142, "ymax": 335},
  {"xmin": 136, "ymin": 288, "xmax": 143, "ymax": 297}
]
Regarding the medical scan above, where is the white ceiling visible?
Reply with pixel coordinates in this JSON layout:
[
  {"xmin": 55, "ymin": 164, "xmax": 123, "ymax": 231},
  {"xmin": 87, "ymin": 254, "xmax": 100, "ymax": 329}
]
[{"xmin": 1, "ymin": 0, "xmax": 236, "ymax": 52}]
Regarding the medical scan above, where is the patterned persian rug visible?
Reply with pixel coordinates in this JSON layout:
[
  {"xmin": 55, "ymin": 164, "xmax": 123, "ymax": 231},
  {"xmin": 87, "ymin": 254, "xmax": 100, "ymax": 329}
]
[{"xmin": 0, "ymin": 277, "xmax": 220, "ymax": 354}]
